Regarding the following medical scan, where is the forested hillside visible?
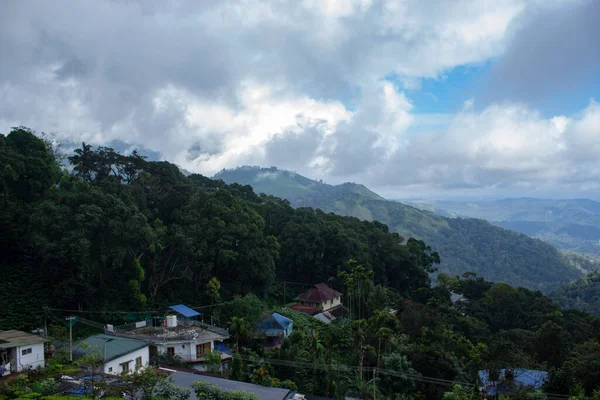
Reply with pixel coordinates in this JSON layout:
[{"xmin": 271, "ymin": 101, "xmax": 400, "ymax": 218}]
[
  {"xmin": 215, "ymin": 167, "xmax": 583, "ymax": 292},
  {"xmin": 551, "ymin": 268, "xmax": 600, "ymax": 316},
  {"xmin": 2, "ymin": 129, "xmax": 600, "ymax": 398},
  {"xmin": 407, "ymin": 198, "xmax": 600, "ymax": 256},
  {"xmin": 0, "ymin": 128, "xmax": 438, "ymax": 329}
]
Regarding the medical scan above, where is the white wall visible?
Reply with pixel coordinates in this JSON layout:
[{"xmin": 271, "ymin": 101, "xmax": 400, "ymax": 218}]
[
  {"xmin": 15, "ymin": 343, "xmax": 45, "ymax": 372},
  {"xmin": 156, "ymin": 340, "xmax": 214, "ymax": 361},
  {"xmin": 103, "ymin": 346, "xmax": 150, "ymax": 375}
]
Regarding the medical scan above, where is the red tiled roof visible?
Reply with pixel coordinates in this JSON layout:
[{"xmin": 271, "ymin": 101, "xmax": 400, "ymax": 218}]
[
  {"xmin": 296, "ymin": 283, "xmax": 342, "ymax": 303},
  {"xmin": 289, "ymin": 304, "xmax": 318, "ymax": 315}
]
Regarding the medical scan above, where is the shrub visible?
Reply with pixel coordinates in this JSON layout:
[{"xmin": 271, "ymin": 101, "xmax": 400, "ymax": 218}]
[{"xmin": 192, "ymin": 381, "xmax": 259, "ymax": 400}]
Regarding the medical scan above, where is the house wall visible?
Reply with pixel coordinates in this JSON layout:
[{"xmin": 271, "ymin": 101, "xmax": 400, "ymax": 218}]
[
  {"xmin": 103, "ymin": 346, "xmax": 150, "ymax": 375},
  {"xmin": 14, "ymin": 343, "xmax": 45, "ymax": 372},
  {"xmin": 156, "ymin": 340, "xmax": 214, "ymax": 361},
  {"xmin": 320, "ymin": 296, "xmax": 341, "ymax": 311},
  {"xmin": 283, "ymin": 322, "xmax": 294, "ymax": 337}
]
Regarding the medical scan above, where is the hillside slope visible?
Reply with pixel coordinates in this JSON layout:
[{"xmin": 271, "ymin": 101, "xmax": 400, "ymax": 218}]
[
  {"xmin": 406, "ymin": 198, "xmax": 600, "ymax": 255},
  {"xmin": 551, "ymin": 268, "xmax": 600, "ymax": 316},
  {"xmin": 215, "ymin": 167, "xmax": 584, "ymax": 292}
]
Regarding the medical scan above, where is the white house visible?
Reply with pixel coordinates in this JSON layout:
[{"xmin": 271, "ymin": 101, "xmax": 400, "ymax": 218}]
[
  {"xmin": 72, "ymin": 334, "xmax": 150, "ymax": 375},
  {"xmin": 0, "ymin": 330, "xmax": 47, "ymax": 375}
]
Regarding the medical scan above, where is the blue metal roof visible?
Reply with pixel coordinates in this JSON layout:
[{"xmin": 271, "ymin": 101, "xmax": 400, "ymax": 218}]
[
  {"xmin": 169, "ymin": 304, "xmax": 201, "ymax": 318},
  {"xmin": 257, "ymin": 312, "xmax": 293, "ymax": 334},
  {"xmin": 272, "ymin": 313, "xmax": 292, "ymax": 329}
]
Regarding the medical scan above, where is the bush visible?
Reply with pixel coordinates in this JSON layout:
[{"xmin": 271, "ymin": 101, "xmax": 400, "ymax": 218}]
[
  {"xmin": 154, "ymin": 379, "xmax": 191, "ymax": 400},
  {"xmin": 192, "ymin": 381, "xmax": 259, "ymax": 400}
]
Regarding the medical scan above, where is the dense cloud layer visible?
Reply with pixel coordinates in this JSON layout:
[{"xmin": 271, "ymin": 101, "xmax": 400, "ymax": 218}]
[{"xmin": 0, "ymin": 0, "xmax": 598, "ymax": 198}]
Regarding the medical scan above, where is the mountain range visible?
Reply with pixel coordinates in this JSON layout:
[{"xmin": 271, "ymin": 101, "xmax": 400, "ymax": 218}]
[
  {"xmin": 404, "ymin": 198, "xmax": 600, "ymax": 257},
  {"xmin": 214, "ymin": 166, "xmax": 594, "ymax": 293}
]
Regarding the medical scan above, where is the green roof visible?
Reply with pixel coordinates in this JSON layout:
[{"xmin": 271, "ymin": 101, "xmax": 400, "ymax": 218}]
[
  {"xmin": 72, "ymin": 334, "xmax": 148, "ymax": 362},
  {"xmin": 0, "ymin": 330, "xmax": 47, "ymax": 349}
]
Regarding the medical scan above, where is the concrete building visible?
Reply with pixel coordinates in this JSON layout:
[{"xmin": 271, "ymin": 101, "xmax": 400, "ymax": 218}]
[
  {"xmin": 0, "ymin": 330, "xmax": 47, "ymax": 375},
  {"xmin": 113, "ymin": 304, "xmax": 230, "ymax": 371},
  {"xmin": 72, "ymin": 334, "xmax": 150, "ymax": 375}
]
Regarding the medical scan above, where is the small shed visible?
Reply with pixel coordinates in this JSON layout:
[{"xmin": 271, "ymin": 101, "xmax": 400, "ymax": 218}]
[{"xmin": 257, "ymin": 313, "xmax": 294, "ymax": 347}]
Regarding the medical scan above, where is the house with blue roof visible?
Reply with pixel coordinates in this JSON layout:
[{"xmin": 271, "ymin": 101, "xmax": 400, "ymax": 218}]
[
  {"xmin": 257, "ymin": 313, "xmax": 294, "ymax": 348},
  {"xmin": 478, "ymin": 368, "xmax": 548, "ymax": 397}
]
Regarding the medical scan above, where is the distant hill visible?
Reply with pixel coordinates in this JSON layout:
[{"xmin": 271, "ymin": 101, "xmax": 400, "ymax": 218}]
[
  {"xmin": 214, "ymin": 167, "xmax": 585, "ymax": 292},
  {"xmin": 405, "ymin": 198, "xmax": 600, "ymax": 256},
  {"xmin": 551, "ymin": 267, "xmax": 600, "ymax": 316}
]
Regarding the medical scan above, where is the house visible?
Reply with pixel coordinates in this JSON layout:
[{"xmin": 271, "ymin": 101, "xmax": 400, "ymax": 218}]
[
  {"xmin": 72, "ymin": 333, "xmax": 150, "ymax": 375},
  {"xmin": 0, "ymin": 330, "xmax": 47, "ymax": 375},
  {"xmin": 290, "ymin": 283, "xmax": 348, "ymax": 323},
  {"xmin": 257, "ymin": 313, "xmax": 293, "ymax": 347},
  {"xmin": 111, "ymin": 304, "xmax": 231, "ymax": 372},
  {"xmin": 478, "ymin": 368, "xmax": 548, "ymax": 397}
]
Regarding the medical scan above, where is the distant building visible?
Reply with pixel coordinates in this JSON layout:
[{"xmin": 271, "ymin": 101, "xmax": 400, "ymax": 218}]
[
  {"xmin": 0, "ymin": 330, "xmax": 47, "ymax": 375},
  {"xmin": 478, "ymin": 368, "xmax": 548, "ymax": 397},
  {"xmin": 290, "ymin": 283, "xmax": 348, "ymax": 323},
  {"xmin": 72, "ymin": 333, "xmax": 150, "ymax": 375},
  {"xmin": 257, "ymin": 312, "xmax": 294, "ymax": 347},
  {"xmin": 111, "ymin": 304, "xmax": 231, "ymax": 371}
]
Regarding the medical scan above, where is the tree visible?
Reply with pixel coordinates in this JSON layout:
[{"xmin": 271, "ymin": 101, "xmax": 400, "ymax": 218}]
[
  {"xmin": 230, "ymin": 317, "xmax": 252, "ymax": 351},
  {"xmin": 118, "ymin": 366, "xmax": 165, "ymax": 400},
  {"xmin": 230, "ymin": 352, "xmax": 244, "ymax": 381},
  {"xmin": 204, "ymin": 350, "xmax": 224, "ymax": 375}
]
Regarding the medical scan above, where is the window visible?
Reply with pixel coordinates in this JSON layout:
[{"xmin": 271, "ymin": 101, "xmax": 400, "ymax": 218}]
[
  {"xmin": 167, "ymin": 347, "xmax": 175, "ymax": 356},
  {"xmin": 108, "ymin": 367, "xmax": 113, "ymax": 373},
  {"xmin": 136, "ymin": 356, "xmax": 143, "ymax": 368},
  {"xmin": 182, "ymin": 344, "xmax": 185, "ymax": 349},
  {"xmin": 120, "ymin": 361, "xmax": 130, "ymax": 373},
  {"xmin": 21, "ymin": 348, "xmax": 32, "ymax": 356}
]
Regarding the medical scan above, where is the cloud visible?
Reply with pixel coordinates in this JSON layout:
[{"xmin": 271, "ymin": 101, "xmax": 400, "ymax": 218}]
[
  {"xmin": 1, "ymin": 0, "xmax": 599, "ymax": 198},
  {"xmin": 483, "ymin": 0, "xmax": 600, "ymax": 104}
]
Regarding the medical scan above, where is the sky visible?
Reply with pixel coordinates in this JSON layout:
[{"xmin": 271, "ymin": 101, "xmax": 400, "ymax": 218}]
[{"xmin": 1, "ymin": 0, "xmax": 599, "ymax": 199}]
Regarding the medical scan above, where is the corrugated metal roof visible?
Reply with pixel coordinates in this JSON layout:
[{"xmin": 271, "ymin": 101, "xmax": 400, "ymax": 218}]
[
  {"xmin": 296, "ymin": 283, "xmax": 341, "ymax": 303},
  {"xmin": 0, "ymin": 330, "xmax": 47, "ymax": 349},
  {"xmin": 257, "ymin": 313, "xmax": 293, "ymax": 335},
  {"xmin": 72, "ymin": 334, "xmax": 148, "ymax": 363},
  {"xmin": 271, "ymin": 313, "xmax": 292, "ymax": 329},
  {"xmin": 169, "ymin": 304, "xmax": 201, "ymax": 318}
]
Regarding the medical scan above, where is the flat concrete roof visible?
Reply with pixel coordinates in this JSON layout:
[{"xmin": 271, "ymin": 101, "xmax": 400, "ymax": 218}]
[
  {"xmin": 0, "ymin": 330, "xmax": 47, "ymax": 349},
  {"xmin": 167, "ymin": 370, "xmax": 291, "ymax": 400}
]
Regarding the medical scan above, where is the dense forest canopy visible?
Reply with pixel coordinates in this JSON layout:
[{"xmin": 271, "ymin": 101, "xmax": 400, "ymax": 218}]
[
  {"xmin": 2, "ymin": 128, "xmax": 600, "ymax": 399},
  {"xmin": 0, "ymin": 128, "xmax": 438, "ymax": 327},
  {"xmin": 215, "ymin": 167, "xmax": 585, "ymax": 292}
]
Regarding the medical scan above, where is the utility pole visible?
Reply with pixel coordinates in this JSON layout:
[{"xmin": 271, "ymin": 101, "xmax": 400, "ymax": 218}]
[
  {"xmin": 43, "ymin": 307, "xmax": 48, "ymax": 339},
  {"xmin": 66, "ymin": 316, "xmax": 74, "ymax": 361}
]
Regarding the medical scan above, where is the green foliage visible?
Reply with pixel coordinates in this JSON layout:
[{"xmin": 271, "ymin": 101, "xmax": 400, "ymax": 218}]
[
  {"xmin": 216, "ymin": 166, "xmax": 583, "ymax": 292},
  {"xmin": 443, "ymin": 384, "xmax": 470, "ymax": 400},
  {"xmin": 204, "ymin": 350, "xmax": 224, "ymax": 375},
  {"xmin": 192, "ymin": 381, "xmax": 259, "ymax": 400},
  {"xmin": 230, "ymin": 353, "xmax": 244, "ymax": 381},
  {"xmin": 118, "ymin": 366, "xmax": 164, "ymax": 400},
  {"xmin": 154, "ymin": 379, "xmax": 191, "ymax": 400},
  {"xmin": 551, "ymin": 268, "xmax": 600, "ymax": 316}
]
